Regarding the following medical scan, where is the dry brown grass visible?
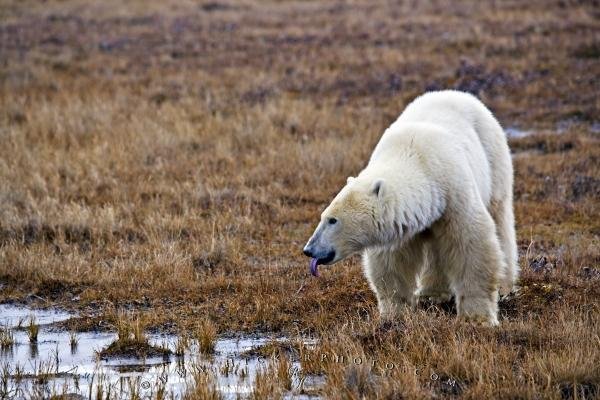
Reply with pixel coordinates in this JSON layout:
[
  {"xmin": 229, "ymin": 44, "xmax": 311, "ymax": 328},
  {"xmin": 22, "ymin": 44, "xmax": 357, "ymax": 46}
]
[
  {"xmin": 195, "ymin": 318, "xmax": 217, "ymax": 354},
  {"xmin": 0, "ymin": 0, "xmax": 599, "ymax": 398},
  {"xmin": 184, "ymin": 370, "xmax": 223, "ymax": 400}
]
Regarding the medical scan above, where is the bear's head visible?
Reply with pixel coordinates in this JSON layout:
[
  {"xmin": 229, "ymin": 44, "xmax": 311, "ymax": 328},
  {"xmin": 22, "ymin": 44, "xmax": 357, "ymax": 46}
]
[{"xmin": 303, "ymin": 175, "xmax": 387, "ymax": 276}]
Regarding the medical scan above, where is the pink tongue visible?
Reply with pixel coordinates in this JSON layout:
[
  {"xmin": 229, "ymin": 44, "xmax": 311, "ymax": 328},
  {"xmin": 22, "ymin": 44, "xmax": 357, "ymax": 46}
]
[{"xmin": 310, "ymin": 258, "xmax": 319, "ymax": 277}]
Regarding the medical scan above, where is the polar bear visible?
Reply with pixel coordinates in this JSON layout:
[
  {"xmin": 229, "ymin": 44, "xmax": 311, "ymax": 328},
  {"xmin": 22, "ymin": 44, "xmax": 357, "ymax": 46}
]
[{"xmin": 303, "ymin": 90, "xmax": 518, "ymax": 326}]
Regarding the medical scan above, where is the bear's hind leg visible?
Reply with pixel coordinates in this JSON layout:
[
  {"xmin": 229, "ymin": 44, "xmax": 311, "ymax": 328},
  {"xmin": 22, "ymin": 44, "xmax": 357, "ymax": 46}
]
[
  {"xmin": 490, "ymin": 198, "xmax": 519, "ymax": 295},
  {"xmin": 363, "ymin": 242, "xmax": 424, "ymax": 321},
  {"xmin": 440, "ymin": 205, "xmax": 505, "ymax": 326}
]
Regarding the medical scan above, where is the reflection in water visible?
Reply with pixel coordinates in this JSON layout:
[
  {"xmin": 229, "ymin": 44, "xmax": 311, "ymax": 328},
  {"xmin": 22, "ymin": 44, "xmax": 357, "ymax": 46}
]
[
  {"xmin": 0, "ymin": 304, "xmax": 322, "ymax": 399},
  {"xmin": 28, "ymin": 342, "xmax": 38, "ymax": 359}
]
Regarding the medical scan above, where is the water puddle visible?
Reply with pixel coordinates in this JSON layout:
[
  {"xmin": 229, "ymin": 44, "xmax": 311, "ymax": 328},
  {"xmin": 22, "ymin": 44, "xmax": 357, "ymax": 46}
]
[
  {"xmin": 507, "ymin": 120, "xmax": 600, "ymax": 138},
  {"xmin": 0, "ymin": 304, "xmax": 73, "ymax": 327},
  {"xmin": 505, "ymin": 127, "xmax": 533, "ymax": 138},
  {"xmin": 0, "ymin": 304, "xmax": 323, "ymax": 399}
]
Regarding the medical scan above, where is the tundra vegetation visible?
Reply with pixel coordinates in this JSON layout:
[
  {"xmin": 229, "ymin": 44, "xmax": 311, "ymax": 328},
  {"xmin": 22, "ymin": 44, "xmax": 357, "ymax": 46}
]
[{"xmin": 0, "ymin": 0, "xmax": 599, "ymax": 399}]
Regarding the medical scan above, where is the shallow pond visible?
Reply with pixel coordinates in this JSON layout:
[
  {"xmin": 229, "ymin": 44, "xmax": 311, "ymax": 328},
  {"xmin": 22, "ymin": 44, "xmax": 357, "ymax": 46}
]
[
  {"xmin": 505, "ymin": 127, "xmax": 533, "ymax": 138},
  {"xmin": 0, "ymin": 304, "xmax": 322, "ymax": 399}
]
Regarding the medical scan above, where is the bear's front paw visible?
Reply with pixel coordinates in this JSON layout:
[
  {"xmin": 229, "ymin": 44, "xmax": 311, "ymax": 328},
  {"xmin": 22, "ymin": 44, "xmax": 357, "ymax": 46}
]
[
  {"xmin": 457, "ymin": 295, "xmax": 499, "ymax": 326},
  {"xmin": 459, "ymin": 313, "xmax": 499, "ymax": 327},
  {"xmin": 378, "ymin": 298, "xmax": 414, "ymax": 321},
  {"xmin": 416, "ymin": 291, "xmax": 453, "ymax": 305}
]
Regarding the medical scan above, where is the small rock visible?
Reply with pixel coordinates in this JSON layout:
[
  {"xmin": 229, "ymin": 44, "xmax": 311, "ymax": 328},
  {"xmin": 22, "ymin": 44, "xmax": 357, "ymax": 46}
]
[
  {"xmin": 579, "ymin": 267, "xmax": 600, "ymax": 280},
  {"xmin": 529, "ymin": 256, "xmax": 553, "ymax": 273}
]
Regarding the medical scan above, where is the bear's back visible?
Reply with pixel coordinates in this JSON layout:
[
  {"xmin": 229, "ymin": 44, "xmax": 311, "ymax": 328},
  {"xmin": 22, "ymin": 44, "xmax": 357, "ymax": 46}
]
[
  {"xmin": 374, "ymin": 90, "xmax": 508, "ymax": 207},
  {"xmin": 396, "ymin": 90, "xmax": 512, "ymax": 205},
  {"xmin": 393, "ymin": 90, "xmax": 487, "ymax": 135}
]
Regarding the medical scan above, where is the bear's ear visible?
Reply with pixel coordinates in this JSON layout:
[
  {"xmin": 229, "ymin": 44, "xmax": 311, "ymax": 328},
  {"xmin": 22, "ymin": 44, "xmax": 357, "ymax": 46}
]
[
  {"xmin": 371, "ymin": 179, "xmax": 385, "ymax": 198},
  {"xmin": 347, "ymin": 176, "xmax": 355, "ymax": 185}
]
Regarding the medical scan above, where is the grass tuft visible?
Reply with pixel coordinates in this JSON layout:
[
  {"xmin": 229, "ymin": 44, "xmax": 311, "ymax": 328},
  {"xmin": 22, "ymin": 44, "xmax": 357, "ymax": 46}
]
[
  {"xmin": 99, "ymin": 314, "xmax": 171, "ymax": 359},
  {"xmin": 0, "ymin": 326, "xmax": 15, "ymax": 350},
  {"xmin": 195, "ymin": 320, "xmax": 217, "ymax": 355},
  {"xmin": 27, "ymin": 317, "xmax": 38, "ymax": 343}
]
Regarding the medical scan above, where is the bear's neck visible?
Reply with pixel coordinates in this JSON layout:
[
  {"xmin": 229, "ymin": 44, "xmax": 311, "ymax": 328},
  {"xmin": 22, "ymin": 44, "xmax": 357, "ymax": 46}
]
[{"xmin": 370, "ymin": 158, "xmax": 445, "ymax": 246}]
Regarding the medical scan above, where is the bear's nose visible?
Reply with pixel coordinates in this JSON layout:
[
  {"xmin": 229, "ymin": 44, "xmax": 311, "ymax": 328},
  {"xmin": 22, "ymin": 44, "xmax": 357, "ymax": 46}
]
[{"xmin": 303, "ymin": 247, "xmax": 313, "ymax": 258}]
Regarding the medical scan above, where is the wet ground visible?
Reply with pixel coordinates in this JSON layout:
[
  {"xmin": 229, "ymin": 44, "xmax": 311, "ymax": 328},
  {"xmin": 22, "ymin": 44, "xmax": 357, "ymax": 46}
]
[{"xmin": 0, "ymin": 305, "xmax": 323, "ymax": 399}]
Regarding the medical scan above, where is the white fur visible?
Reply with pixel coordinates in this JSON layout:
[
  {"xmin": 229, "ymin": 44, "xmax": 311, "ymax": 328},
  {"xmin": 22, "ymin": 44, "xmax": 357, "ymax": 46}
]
[{"xmin": 311, "ymin": 90, "xmax": 518, "ymax": 326}]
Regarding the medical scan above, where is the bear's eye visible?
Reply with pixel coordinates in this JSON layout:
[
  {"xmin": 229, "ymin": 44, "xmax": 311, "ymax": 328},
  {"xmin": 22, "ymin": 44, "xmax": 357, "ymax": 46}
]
[{"xmin": 328, "ymin": 217, "xmax": 338, "ymax": 225}]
